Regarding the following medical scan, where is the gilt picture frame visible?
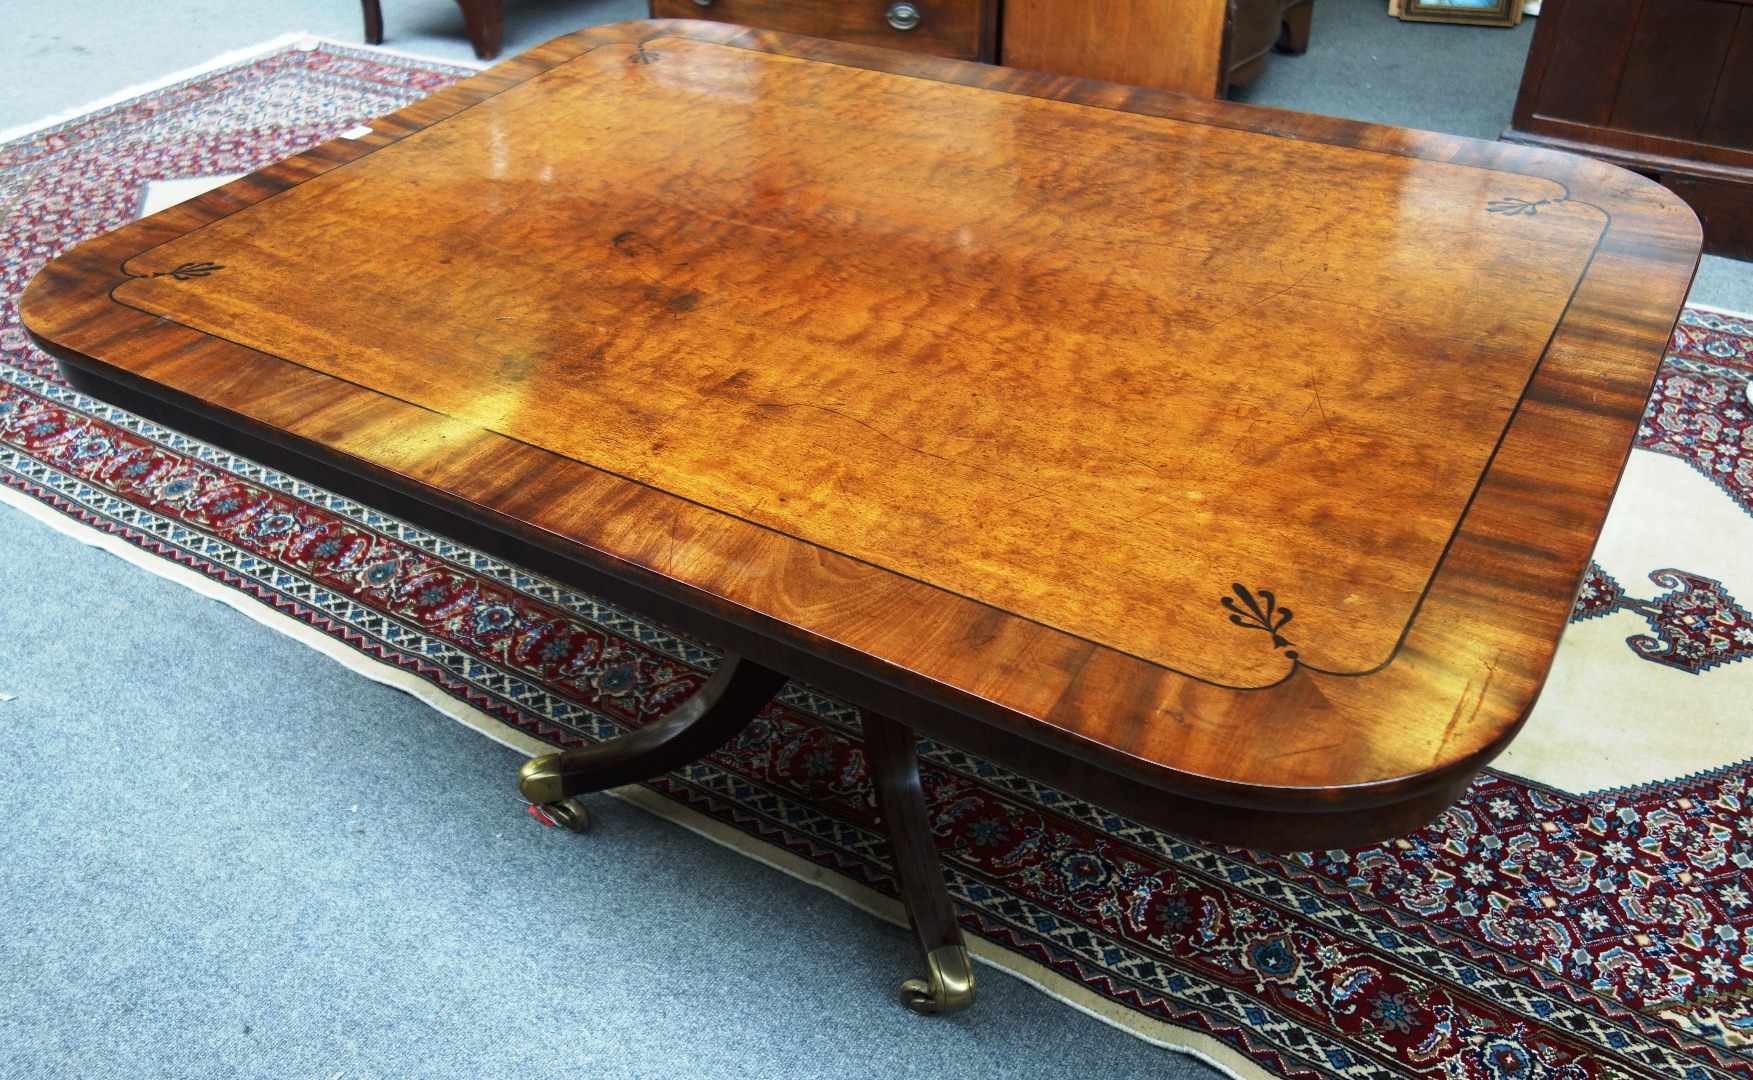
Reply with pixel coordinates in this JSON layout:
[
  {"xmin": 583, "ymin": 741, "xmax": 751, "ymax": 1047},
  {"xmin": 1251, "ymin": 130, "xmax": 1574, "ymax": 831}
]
[{"xmin": 1396, "ymin": 0, "xmax": 1524, "ymax": 26}]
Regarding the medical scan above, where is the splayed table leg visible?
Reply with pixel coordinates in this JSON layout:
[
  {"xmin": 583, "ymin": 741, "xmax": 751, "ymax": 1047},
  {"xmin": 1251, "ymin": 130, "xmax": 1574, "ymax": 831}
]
[
  {"xmin": 865, "ymin": 711, "xmax": 976, "ymax": 1015},
  {"xmin": 517, "ymin": 653, "xmax": 788, "ymax": 832}
]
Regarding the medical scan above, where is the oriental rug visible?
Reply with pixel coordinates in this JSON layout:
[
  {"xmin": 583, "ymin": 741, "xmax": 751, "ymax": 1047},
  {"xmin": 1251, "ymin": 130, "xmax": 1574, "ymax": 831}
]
[{"xmin": 3, "ymin": 41, "xmax": 1751, "ymax": 1080}]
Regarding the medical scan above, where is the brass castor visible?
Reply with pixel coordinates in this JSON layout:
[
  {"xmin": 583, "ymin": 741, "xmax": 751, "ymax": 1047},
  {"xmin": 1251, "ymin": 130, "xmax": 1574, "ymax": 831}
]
[
  {"xmin": 543, "ymin": 796, "xmax": 591, "ymax": 833},
  {"xmin": 519, "ymin": 754, "xmax": 590, "ymax": 833},
  {"xmin": 518, "ymin": 753, "xmax": 565, "ymax": 803},
  {"xmin": 900, "ymin": 945, "xmax": 976, "ymax": 1015}
]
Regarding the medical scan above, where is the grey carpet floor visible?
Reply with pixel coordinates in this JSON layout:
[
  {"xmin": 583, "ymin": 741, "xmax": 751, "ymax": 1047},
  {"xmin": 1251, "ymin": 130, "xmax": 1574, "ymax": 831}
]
[
  {"xmin": 3, "ymin": 2, "xmax": 1751, "ymax": 1077},
  {"xmin": 0, "ymin": 507, "xmax": 1213, "ymax": 1079}
]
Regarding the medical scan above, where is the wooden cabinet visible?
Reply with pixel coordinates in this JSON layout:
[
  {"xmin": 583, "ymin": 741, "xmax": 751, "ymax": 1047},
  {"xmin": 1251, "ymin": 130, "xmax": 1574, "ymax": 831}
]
[
  {"xmin": 649, "ymin": 0, "xmax": 1309, "ymax": 97},
  {"xmin": 1000, "ymin": 0, "xmax": 1226, "ymax": 96},
  {"xmin": 1504, "ymin": 0, "xmax": 1753, "ymax": 259}
]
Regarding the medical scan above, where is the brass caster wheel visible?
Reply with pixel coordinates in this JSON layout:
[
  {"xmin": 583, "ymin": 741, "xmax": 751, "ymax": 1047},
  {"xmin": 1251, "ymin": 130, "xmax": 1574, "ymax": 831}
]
[
  {"xmin": 899, "ymin": 945, "xmax": 975, "ymax": 1015},
  {"xmin": 544, "ymin": 796, "xmax": 591, "ymax": 833},
  {"xmin": 518, "ymin": 753, "xmax": 565, "ymax": 804},
  {"xmin": 518, "ymin": 753, "xmax": 589, "ymax": 833}
]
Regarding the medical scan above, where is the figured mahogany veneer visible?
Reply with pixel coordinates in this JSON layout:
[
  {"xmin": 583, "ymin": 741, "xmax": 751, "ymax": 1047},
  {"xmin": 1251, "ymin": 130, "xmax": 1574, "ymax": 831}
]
[{"xmin": 21, "ymin": 21, "xmax": 1700, "ymax": 848}]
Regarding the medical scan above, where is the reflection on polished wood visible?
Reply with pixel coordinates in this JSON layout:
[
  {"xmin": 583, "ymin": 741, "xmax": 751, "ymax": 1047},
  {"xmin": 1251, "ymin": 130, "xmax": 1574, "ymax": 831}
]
[
  {"xmin": 105, "ymin": 35, "xmax": 1602, "ymax": 693},
  {"xmin": 20, "ymin": 20, "xmax": 1701, "ymax": 849}
]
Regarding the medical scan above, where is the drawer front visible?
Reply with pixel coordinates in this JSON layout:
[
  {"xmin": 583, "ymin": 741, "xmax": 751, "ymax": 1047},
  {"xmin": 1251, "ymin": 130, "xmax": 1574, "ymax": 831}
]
[{"xmin": 649, "ymin": 0, "xmax": 995, "ymax": 61}]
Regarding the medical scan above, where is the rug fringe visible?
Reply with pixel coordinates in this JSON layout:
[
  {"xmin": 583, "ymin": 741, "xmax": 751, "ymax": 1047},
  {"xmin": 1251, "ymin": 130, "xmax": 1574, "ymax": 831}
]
[{"xmin": 304, "ymin": 34, "xmax": 494, "ymax": 70}]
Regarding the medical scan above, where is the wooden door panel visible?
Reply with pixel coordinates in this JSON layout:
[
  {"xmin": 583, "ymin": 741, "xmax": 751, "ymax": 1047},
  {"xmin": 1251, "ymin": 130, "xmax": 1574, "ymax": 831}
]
[
  {"xmin": 1528, "ymin": 0, "xmax": 1640, "ymax": 126},
  {"xmin": 1608, "ymin": 0, "xmax": 1739, "ymax": 138},
  {"xmin": 1701, "ymin": 9, "xmax": 1753, "ymax": 148}
]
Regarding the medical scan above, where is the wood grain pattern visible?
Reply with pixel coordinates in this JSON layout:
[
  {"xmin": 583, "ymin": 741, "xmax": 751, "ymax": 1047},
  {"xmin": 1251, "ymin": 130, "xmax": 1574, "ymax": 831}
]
[
  {"xmin": 999, "ymin": 0, "xmax": 1231, "ymax": 98},
  {"xmin": 21, "ymin": 21, "xmax": 1702, "ymax": 847},
  {"xmin": 104, "ymin": 38, "xmax": 1602, "ymax": 691}
]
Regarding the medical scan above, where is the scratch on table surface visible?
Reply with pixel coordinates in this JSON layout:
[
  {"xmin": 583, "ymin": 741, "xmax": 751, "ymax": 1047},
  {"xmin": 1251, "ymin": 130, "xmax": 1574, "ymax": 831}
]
[
  {"xmin": 667, "ymin": 506, "xmax": 680, "ymax": 576},
  {"xmin": 896, "ymin": 317, "xmax": 982, "ymax": 347},
  {"xmin": 694, "ymin": 210, "xmax": 791, "ymax": 237},
  {"xmin": 1207, "ymin": 266, "xmax": 1316, "ymax": 330},
  {"xmin": 1310, "ymin": 386, "xmax": 1336, "ymax": 438},
  {"xmin": 1224, "ymin": 417, "xmax": 1263, "ymax": 463},
  {"xmin": 972, "ymin": 492, "xmax": 1052, "ymax": 528},
  {"xmin": 1437, "ymin": 651, "xmax": 1501, "ymax": 757},
  {"xmin": 1265, "ymin": 741, "xmax": 1341, "ymax": 762},
  {"xmin": 1121, "ymin": 490, "xmax": 1180, "ymax": 526}
]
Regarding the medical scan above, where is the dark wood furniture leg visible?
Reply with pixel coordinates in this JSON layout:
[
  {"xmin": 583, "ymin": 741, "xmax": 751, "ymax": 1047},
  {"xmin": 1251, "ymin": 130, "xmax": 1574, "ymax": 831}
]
[
  {"xmin": 1278, "ymin": 0, "xmax": 1313, "ymax": 54},
  {"xmin": 455, "ymin": 0, "xmax": 506, "ymax": 60},
  {"xmin": 361, "ymin": 0, "xmax": 385, "ymax": 45},
  {"xmin": 863, "ymin": 712, "xmax": 976, "ymax": 1015},
  {"xmin": 518, "ymin": 653, "xmax": 787, "ymax": 831}
]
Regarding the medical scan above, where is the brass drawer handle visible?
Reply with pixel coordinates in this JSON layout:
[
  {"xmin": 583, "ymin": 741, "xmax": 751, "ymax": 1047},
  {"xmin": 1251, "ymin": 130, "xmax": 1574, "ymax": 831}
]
[{"xmin": 886, "ymin": 2, "xmax": 922, "ymax": 30}]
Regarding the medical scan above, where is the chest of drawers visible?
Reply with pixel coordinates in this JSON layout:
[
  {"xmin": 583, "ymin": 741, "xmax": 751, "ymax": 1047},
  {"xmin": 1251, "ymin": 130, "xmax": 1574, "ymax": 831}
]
[
  {"xmin": 655, "ymin": 0, "xmax": 998, "ymax": 60},
  {"xmin": 649, "ymin": 0, "xmax": 1307, "ymax": 97}
]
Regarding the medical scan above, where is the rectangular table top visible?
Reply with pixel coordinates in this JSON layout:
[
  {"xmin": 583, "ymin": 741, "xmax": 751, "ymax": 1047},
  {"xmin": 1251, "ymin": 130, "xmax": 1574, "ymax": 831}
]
[{"xmin": 22, "ymin": 21, "xmax": 1703, "ymax": 820}]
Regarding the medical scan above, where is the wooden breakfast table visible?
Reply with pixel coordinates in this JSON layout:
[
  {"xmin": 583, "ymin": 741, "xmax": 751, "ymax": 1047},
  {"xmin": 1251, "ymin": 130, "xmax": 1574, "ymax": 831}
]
[{"xmin": 21, "ymin": 20, "xmax": 1700, "ymax": 1015}]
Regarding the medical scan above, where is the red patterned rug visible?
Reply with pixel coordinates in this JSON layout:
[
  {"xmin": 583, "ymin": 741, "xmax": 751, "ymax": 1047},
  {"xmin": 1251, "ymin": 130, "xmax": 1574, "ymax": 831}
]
[{"xmin": 4, "ymin": 42, "xmax": 1751, "ymax": 1079}]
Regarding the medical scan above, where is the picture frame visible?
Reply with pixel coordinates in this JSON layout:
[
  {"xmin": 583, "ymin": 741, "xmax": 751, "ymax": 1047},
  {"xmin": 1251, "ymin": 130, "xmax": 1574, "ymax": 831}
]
[{"xmin": 1395, "ymin": 0, "xmax": 1524, "ymax": 26}]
